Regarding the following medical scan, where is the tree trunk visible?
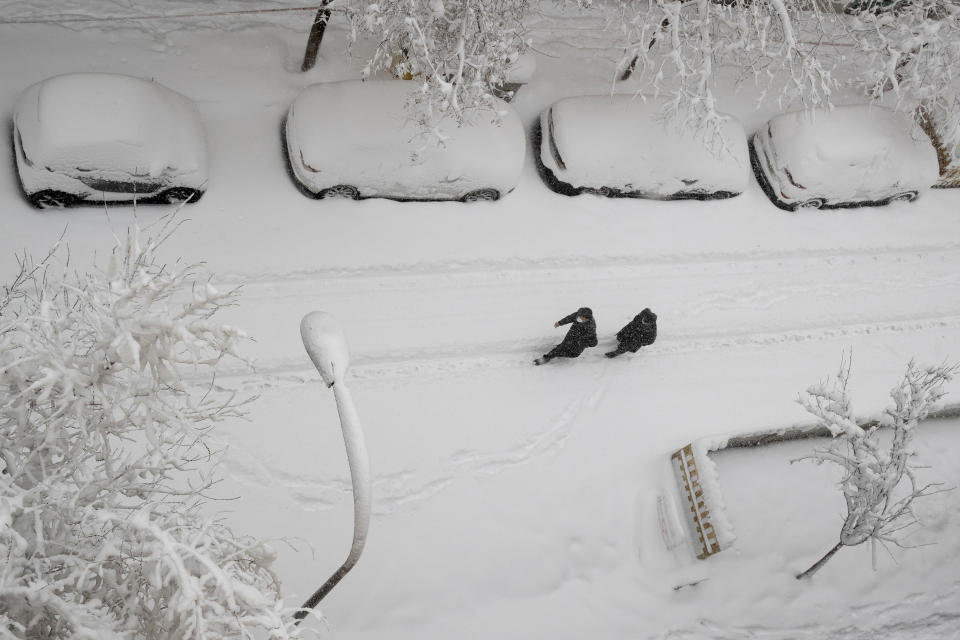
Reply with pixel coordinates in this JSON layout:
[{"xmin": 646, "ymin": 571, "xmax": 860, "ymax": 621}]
[
  {"xmin": 301, "ymin": 4, "xmax": 332, "ymax": 72},
  {"xmin": 796, "ymin": 541, "xmax": 844, "ymax": 579}
]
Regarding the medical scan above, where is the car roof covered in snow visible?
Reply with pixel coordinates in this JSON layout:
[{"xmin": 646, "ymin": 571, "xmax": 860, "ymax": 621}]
[
  {"xmin": 765, "ymin": 105, "xmax": 939, "ymax": 194},
  {"xmin": 14, "ymin": 72, "xmax": 206, "ymax": 178},
  {"xmin": 548, "ymin": 94, "xmax": 750, "ymax": 193},
  {"xmin": 286, "ymin": 80, "xmax": 525, "ymax": 195}
]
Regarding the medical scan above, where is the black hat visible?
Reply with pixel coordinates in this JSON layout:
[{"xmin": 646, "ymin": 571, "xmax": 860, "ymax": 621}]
[
  {"xmin": 640, "ymin": 308, "xmax": 657, "ymax": 321},
  {"xmin": 577, "ymin": 307, "xmax": 594, "ymax": 319}
]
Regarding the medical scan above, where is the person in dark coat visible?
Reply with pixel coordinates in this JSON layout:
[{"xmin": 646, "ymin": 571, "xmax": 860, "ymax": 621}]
[
  {"xmin": 605, "ymin": 308, "xmax": 657, "ymax": 358},
  {"xmin": 535, "ymin": 307, "xmax": 598, "ymax": 365}
]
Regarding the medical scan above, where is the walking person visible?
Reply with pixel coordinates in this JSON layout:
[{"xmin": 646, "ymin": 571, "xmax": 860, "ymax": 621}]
[
  {"xmin": 534, "ymin": 307, "xmax": 598, "ymax": 365},
  {"xmin": 605, "ymin": 308, "xmax": 657, "ymax": 358}
]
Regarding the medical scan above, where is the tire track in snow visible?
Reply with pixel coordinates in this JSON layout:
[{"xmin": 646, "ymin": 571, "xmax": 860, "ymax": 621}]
[
  {"xmin": 207, "ymin": 245, "xmax": 960, "ymax": 385},
  {"xmin": 660, "ymin": 602, "xmax": 960, "ymax": 639},
  {"xmin": 209, "ymin": 313, "xmax": 960, "ymax": 388},
  {"xmin": 216, "ymin": 244, "xmax": 960, "ymax": 290}
]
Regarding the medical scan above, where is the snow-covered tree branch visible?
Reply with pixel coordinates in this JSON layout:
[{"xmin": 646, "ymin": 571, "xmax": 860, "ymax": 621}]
[
  {"xmin": 337, "ymin": 0, "xmax": 960, "ymax": 153},
  {"xmin": 612, "ymin": 0, "xmax": 837, "ymax": 137},
  {"xmin": 842, "ymin": 0, "xmax": 960, "ymax": 155},
  {"xmin": 612, "ymin": 0, "xmax": 960, "ymax": 150},
  {"xmin": 349, "ymin": 0, "xmax": 531, "ymax": 126},
  {"xmin": 0, "ymin": 219, "xmax": 301, "ymax": 639},
  {"xmin": 795, "ymin": 356, "xmax": 958, "ymax": 579}
]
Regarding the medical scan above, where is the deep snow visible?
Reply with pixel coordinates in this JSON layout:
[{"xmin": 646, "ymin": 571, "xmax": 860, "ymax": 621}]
[{"xmin": 1, "ymin": 2, "xmax": 960, "ymax": 638}]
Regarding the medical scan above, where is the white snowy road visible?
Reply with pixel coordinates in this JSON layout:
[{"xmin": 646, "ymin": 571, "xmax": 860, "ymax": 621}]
[{"xmin": 218, "ymin": 245, "xmax": 960, "ymax": 380}]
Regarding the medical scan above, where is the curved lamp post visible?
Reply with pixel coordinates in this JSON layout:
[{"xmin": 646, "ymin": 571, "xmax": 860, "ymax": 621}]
[{"xmin": 294, "ymin": 311, "xmax": 371, "ymax": 623}]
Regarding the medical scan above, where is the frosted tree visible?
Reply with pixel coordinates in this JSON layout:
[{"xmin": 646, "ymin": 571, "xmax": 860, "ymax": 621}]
[
  {"xmin": 348, "ymin": 0, "xmax": 531, "ymax": 127},
  {"xmin": 612, "ymin": 0, "xmax": 837, "ymax": 140},
  {"xmin": 0, "ymin": 221, "xmax": 301, "ymax": 639},
  {"xmin": 842, "ymin": 0, "xmax": 960, "ymax": 154},
  {"xmin": 310, "ymin": 0, "xmax": 960, "ymax": 148},
  {"xmin": 795, "ymin": 356, "xmax": 957, "ymax": 580},
  {"xmin": 599, "ymin": 0, "xmax": 960, "ymax": 153}
]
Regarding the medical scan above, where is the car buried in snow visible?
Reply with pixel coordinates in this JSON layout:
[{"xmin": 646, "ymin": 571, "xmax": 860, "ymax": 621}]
[
  {"xmin": 750, "ymin": 104, "xmax": 940, "ymax": 211},
  {"xmin": 534, "ymin": 95, "xmax": 750, "ymax": 200},
  {"xmin": 284, "ymin": 80, "xmax": 525, "ymax": 202},
  {"xmin": 12, "ymin": 73, "xmax": 208, "ymax": 209}
]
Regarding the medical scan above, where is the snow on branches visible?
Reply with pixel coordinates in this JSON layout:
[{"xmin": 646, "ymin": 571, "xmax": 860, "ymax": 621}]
[
  {"xmin": 844, "ymin": 0, "xmax": 960, "ymax": 155},
  {"xmin": 0, "ymin": 220, "xmax": 301, "ymax": 639},
  {"xmin": 614, "ymin": 0, "xmax": 837, "ymax": 138},
  {"xmin": 795, "ymin": 356, "xmax": 958, "ymax": 579},
  {"xmin": 352, "ymin": 0, "xmax": 530, "ymax": 127},
  {"xmin": 308, "ymin": 0, "xmax": 960, "ymax": 150},
  {"xmin": 594, "ymin": 0, "xmax": 959, "ymax": 153}
]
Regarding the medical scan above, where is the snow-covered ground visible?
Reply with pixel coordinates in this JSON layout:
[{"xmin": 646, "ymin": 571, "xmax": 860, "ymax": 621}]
[{"xmin": 2, "ymin": 3, "xmax": 960, "ymax": 638}]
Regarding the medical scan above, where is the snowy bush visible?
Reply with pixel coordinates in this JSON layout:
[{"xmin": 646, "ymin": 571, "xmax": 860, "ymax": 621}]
[
  {"xmin": 0, "ymin": 222, "xmax": 301, "ymax": 639},
  {"xmin": 795, "ymin": 356, "xmax": 958, "ymax": 579}
]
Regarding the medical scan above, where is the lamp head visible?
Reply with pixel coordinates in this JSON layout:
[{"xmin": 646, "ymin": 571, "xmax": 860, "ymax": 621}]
[{"xmin": 300, "ymin": 311, "xmax": 351, "ymax": 387}]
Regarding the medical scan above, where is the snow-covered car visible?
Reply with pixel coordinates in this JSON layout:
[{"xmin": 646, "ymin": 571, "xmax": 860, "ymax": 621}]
[
  {"xmin": 284, "ymin": 80, "xmax": 525, "ymax": 202},
  {"xmin": 750, "ymin": 105, "xmax": 939, "ymax": 211},
  {"xmin": 12, "ymin": 73, "xmax": 208, "ymax": 209},
  {"xmin": 534, "ymin": 95, "xmax": 750, "ymax": 200}
]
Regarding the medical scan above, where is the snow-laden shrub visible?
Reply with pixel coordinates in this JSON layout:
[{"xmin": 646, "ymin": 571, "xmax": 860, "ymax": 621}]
[
  {"xmin": 0, "ymin": 222, "xmax": 301, "ymax": 639},
  {"xmin": 795, "ymin": 356, "xmax": 958, "ymax": 579}
]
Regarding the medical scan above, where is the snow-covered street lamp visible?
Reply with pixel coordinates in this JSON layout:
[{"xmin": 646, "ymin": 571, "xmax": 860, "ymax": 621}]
[{"xmin": 294, "ymin": 311, "xmax": 371, "ymax": 622}]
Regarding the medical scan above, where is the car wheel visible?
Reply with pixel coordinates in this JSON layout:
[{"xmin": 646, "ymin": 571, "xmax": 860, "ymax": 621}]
[
  {"xmin": 888, "ymin": 191, "xmax": 918, "ymax": 204},
  {"xmin": 792, "ymin": 197, "xmax": 826, "ymax": 211},
  {"xmin": 159, "ymin": 187, "xmax": 203, "ymax": 204},
  {"xmin": 461, "ymin": 188, "xmax": 500, "ymax": 202},
  {"xmin": 29, "ymin": 190, "xmax": 77, "ymax": 209},
  {"xmin": 318, "ymin": 185, "xmax": 360, "ymax": 200}
]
